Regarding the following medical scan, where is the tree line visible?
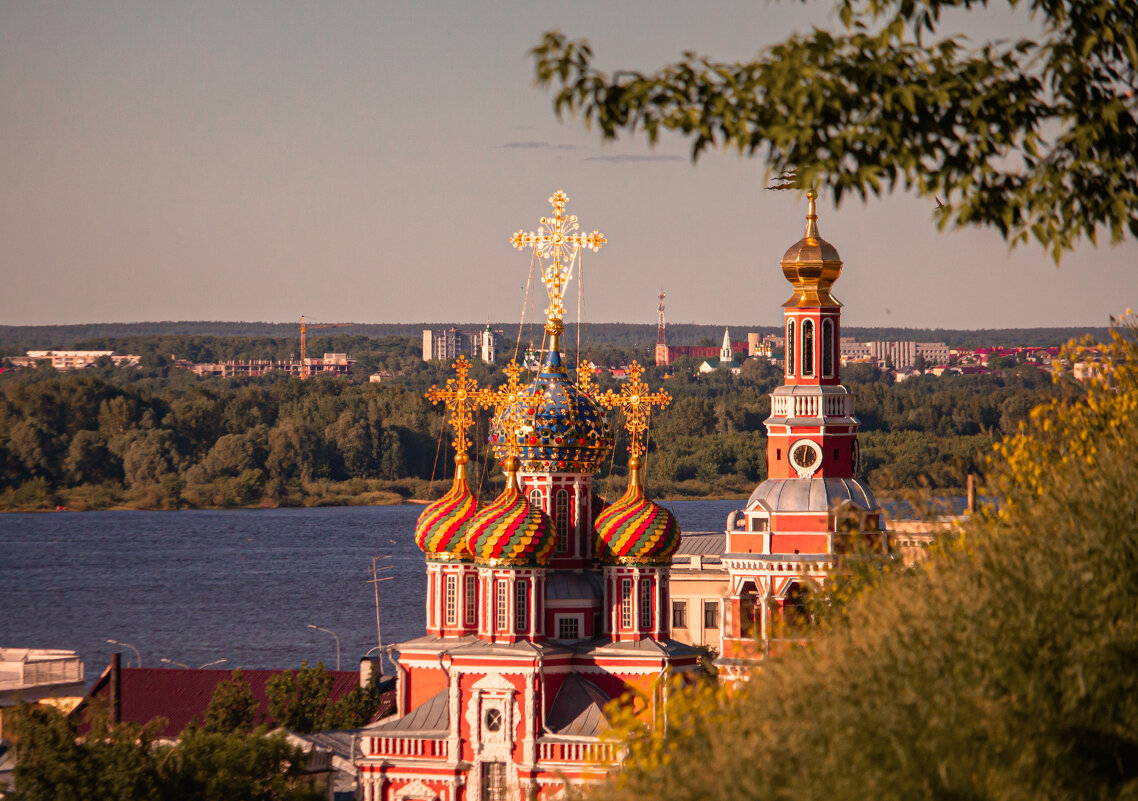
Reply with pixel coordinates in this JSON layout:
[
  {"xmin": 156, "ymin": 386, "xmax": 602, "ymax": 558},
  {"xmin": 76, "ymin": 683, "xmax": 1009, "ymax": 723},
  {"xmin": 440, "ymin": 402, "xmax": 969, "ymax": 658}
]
[{"xmin": 0, "ymin": 340, "xmax": 1072, "ymax": 510}]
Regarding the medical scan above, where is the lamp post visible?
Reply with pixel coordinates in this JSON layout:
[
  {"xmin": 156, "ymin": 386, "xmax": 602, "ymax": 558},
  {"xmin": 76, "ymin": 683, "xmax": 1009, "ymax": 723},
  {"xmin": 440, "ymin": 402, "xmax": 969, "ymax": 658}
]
[
  {"xmin": 106, "ymin": 638, "xmax": 141, "ymax": 667},
  {"xmin": 159, "ymin": 657, "xmax": 190, "ymax": 669},
  {"xmin": 307, "ymin": 624, "xmax": 341, "ymax": 671}
]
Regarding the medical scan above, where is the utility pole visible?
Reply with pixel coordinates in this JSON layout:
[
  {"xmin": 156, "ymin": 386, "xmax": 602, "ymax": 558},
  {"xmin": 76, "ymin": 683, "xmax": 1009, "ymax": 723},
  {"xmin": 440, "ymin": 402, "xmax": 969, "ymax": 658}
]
[{"xmin": 368, "ymin": 554, "xmax": 395, "ymax": 675}]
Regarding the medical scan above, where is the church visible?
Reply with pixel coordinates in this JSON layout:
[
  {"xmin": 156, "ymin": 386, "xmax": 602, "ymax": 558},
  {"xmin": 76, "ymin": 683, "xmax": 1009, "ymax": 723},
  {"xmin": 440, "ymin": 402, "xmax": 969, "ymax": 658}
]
[{"xmin": 354, "ymin": 189, "xmax": 881, "ymax": 799}]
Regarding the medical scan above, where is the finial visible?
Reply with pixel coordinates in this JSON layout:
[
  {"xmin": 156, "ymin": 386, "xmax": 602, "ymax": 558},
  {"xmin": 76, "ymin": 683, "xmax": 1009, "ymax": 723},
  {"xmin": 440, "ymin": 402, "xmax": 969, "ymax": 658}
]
[
  {"xmin": 476, "ymin": 360, "xmax": 531, "ymax": 470},
  {"xmin": 510, "ymin": 190, "xmax": 606, "ymax": 340},
  {"xmin": 596, "ymin": 361, "xmax": 671, "ymax": 465},
  {"xmin": 805, "ymin": 190, "xmax": 819, "ymax": 240},
  {"xmin": 424, "ymin": 355, "xmax": 485, "ymax": 459}
]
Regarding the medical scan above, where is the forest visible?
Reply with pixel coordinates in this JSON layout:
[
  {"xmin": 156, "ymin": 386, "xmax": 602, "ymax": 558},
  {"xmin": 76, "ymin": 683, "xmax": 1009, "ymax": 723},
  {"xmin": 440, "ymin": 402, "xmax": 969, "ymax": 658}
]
[{"xmin": 0, "ymin": 331, "xmax": 1078, "ymax": 512}]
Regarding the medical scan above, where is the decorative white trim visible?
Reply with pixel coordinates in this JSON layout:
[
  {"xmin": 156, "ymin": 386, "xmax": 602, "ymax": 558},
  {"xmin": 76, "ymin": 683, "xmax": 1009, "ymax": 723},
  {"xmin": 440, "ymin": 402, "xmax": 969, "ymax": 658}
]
[
  {"xmin": 393, "ymin": 778, "xmax": 439, "ymax": 801},
  {"xmin": 470, "ymin": 672, "xmax": 517, "ymax": 692},
  {"xmin": 788, "ymin": 438, "xmax": 823, "ymax": 478}
]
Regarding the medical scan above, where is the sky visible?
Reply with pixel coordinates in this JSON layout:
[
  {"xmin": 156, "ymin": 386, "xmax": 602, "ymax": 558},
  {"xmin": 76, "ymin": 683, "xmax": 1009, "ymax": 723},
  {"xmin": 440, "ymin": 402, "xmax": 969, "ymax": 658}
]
[{"xmin": 1, "ymin": 1, "xmax": 1134, "ymax": 331}]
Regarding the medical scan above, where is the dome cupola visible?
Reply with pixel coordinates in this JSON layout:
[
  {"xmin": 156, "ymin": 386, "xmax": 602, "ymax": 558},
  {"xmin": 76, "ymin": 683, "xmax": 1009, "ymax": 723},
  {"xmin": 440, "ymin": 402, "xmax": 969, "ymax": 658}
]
[
  {"xmin": 414, "ymin": 452, "xmax": 477, "ymax": 561},
  {"xmin": 594, "ymin": 455, "xmax": 681, "ymax": 565},
  {"xmin": 780, "ymin": 190, "xmax": 843, "ymax": 308},
  {"xmin": 466, "ymin": 455, "xmax": 556, "ymax": 566},
  {"xmin": 489, "ymin": 346, "xmax": 611, "ymax": 474}
]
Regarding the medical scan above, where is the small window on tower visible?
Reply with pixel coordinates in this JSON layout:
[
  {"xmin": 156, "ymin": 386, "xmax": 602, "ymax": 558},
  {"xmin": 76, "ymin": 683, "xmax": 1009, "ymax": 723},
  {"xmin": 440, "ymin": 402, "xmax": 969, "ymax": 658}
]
[
  {"xmin": 445, "ymin": 574, "xmax": 457, "ymax": 626},
  {"xmin": 620, "ymin": 579, "xmax": 633, "ymax": 628},
  {"xmin": 786, "ymin": 321, "xmax": 796, "ymax": 377},
  {"xmin": 555, "ymin": 489, "xmax": 570, "ymax": 553},
  {"xmin": 776, "ymin": 448, "xmax": 782, "ymax": 461},
  {"xmin": 802, "ymin": 319, "xmax": 815, "ymax": 377},
  {"xmin": 639, "ymin": 579, "xmax": 653, "ymax": 630},
  {"xmin": 822, "ymin": 318, "xmax": 835, "ymax": 377},
  {"xmin": 515, "ymin": 581, "xmax": 528, "ymax": 631},
  {"xmin": 495, "ymin": 580, "xmax": 508, "ymax": 631},
  {"xmin": 464, "ymin": 573, "xmax": 477, "ymax": 626}
]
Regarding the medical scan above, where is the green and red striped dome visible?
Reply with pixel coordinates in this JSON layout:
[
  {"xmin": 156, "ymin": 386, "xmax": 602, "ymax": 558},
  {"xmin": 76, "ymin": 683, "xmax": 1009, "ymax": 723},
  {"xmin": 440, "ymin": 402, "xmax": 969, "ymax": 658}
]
[
  {"xmin": 415, "ymin": 471, "xmax": 477, "ymax": 561},
  {"xmin": 466, "ymin": 482, "xmax": 555, "ymax": 567},
  {"xmin": 594, "ymin": 482, "xmax": 681, "ymax": 565}
]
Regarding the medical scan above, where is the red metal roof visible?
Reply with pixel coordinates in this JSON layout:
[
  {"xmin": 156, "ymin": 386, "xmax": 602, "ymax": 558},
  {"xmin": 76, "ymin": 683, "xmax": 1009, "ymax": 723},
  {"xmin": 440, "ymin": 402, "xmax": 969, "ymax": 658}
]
[{"xmin": 74, "ymin": 663, "xmax": 365, "ymax": 737}]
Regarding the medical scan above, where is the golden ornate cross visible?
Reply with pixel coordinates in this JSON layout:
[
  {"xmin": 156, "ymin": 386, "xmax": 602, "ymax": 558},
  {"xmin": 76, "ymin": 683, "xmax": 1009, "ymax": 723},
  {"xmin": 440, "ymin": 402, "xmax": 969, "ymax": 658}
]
[
  {"xmin": 595, "ymin": 361, "xmax": 671, "ymax": 461},
  {"xmin": 476, "ymin": 360, "xmax": 533, "ymax": 464},
  {"xmin": 576, "ymin": 360, "xmax": 596, "ymax": 395},
  {"xmin": 424, "ymin": 355, "xmax": 484, "ymax": 455},
  {"xmin": 510, "ymin": 190, "xmax": 606, "ymax": 327}
]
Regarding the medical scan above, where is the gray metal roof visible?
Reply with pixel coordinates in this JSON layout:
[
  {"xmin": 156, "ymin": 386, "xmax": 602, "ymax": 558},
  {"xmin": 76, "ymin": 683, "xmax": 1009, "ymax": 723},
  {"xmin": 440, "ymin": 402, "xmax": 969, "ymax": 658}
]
[
  {"xmin": 746, "ymin": 478, "xmax": 878, "ymax": 513},
  {"xmin": 545, "ymin": 674, "xmax": 612, "ymax": 738},
  {"xmin": 545, "ymin": 570, "xmax": 603, "ymax": 601},
  {"xmin": 367, "ymin": 689, "xmax": 449, "ymax": 734},
  {"xmin": 675, "ymin": 532, "xmax": 726, "ymax": 557}
]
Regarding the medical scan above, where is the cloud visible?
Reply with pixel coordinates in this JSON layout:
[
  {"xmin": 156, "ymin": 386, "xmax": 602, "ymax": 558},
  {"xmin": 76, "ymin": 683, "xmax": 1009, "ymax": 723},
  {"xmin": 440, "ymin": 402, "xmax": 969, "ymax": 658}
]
[
  {"xmin": 584, "ymin": 154, "xmax": 686, "ymax": 163},
  {"xmin": 497, "ymin": 141, "xmax": 577, "ymax": 150}
]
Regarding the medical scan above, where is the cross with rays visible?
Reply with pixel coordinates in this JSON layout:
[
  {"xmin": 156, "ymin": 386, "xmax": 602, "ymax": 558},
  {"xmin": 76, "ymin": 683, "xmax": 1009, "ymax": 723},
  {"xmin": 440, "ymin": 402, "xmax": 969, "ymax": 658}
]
[
  {"xmin": 596, "ymin": 361, "xmax": 671, "ymax": 461},
  {"xmin": 476, "ymin": 360, "xmax": 532, "ymax": 464},
  {"xmin": 509, "ymin": 190, "xmax": 606, "ymax": 326},
  {"xmin": 424, "ymin": 355, "xmax": 484, "ymax": 456},
  {"xmin": 576, "ymin": 359, "xmax": 597, "ymax": 395}
]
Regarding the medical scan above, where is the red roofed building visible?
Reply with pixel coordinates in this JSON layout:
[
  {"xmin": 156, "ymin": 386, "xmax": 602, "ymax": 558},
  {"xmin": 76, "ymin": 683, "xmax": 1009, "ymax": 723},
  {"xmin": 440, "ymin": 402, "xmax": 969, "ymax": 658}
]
[{"xmin": 72, "ymin": 653, "xmax": 379, "ymax": 738}]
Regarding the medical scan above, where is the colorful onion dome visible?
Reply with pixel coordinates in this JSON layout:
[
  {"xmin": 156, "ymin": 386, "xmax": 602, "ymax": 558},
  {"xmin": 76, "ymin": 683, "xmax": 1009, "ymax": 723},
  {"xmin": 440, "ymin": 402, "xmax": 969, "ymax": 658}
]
[
  {"xmin": 594, "ymin": 458, "xmax": 682, "ymax": 566},
  {"xmin": 414, "ymin": 454, "xmax": 477, "ymax": 561},
  {"xmin": 489, "ymin": 349, "xmax": 612, "ymax": 474},
  {"xmin": 466, "ymin": 461, "xmax": 556, "ymax": 567},
  {"xmin": 780, "ymin": 190, "xmax": 843, "ymax": 308}
]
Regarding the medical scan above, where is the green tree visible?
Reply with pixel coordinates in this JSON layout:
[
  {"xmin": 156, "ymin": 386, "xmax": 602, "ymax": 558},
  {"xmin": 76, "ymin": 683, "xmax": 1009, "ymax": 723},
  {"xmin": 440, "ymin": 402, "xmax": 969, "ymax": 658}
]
[
  {"xmin": 265, "ymin": 661, "xmax": 334, "ymax": 734},
  {"xmin": 587, "ymin": 321, "xmax": 1138, "ymax": 801},
  {"xmin": 531, "ymin": 0, "xmax": 1138, "ymax": 260},
  {"xmin": 201, "ymin": 669, "xmax": 260, "ymax": 735}
]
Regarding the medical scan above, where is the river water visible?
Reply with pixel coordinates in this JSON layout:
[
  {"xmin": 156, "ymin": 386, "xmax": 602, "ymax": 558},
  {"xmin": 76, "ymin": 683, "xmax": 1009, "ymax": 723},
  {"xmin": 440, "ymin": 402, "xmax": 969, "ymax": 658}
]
[{"xmin": 0, "ymin": 500, "xmax": 741, "ymax": 683}]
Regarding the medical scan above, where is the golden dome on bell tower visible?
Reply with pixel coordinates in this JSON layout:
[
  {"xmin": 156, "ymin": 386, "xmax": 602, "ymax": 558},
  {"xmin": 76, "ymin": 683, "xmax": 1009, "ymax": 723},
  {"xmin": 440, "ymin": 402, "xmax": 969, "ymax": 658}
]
[{"xmin": 780, "ymin": 190, "xmax": 843, "ymax": 308}]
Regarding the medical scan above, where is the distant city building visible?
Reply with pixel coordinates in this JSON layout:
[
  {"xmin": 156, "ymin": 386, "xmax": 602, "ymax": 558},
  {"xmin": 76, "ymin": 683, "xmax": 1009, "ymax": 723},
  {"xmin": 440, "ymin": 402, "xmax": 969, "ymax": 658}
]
[
  {"xmin": 698, "ymin": 328, "xmax": 742, "ymax": 374},
  {"xmin": 5, "ymin": 350, "xmax": 141, "ymax": 370},
  {"xmin": 839, "ymin": 339, "xmax": 950, "ymax": 369},
  {"xmin": 422, "ymin": 327, "xmax": 503, "ymax": 363},
  {"xmin": 179, "ymin": 353, "xmax": 354, "ymax": 378}
]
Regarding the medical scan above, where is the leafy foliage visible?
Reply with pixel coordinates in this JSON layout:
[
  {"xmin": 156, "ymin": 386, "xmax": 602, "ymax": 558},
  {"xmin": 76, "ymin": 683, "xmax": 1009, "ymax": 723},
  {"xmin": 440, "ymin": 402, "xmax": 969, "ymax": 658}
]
[
  {"xmin": 591, "ymin": 316, "xmax": 1138, "ymax": 801},
  {"xmin": 201, "ymin": 669, "xmax": 260, "ymax": 735},
  {"xmin": 531, "ymin": 0, "xmax": 1138, "ymax": 260},
  {"xmin": 7, "ymin": 704, "xmax": 322, "ymax": 801}
]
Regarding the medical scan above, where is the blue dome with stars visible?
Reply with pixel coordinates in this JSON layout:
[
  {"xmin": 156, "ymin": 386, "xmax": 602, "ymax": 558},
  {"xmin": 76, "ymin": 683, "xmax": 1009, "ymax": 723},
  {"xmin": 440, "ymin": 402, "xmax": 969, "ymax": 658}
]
[{"xmin": 490, "ymin": 349, "xmax": 612, "ymax": 474}]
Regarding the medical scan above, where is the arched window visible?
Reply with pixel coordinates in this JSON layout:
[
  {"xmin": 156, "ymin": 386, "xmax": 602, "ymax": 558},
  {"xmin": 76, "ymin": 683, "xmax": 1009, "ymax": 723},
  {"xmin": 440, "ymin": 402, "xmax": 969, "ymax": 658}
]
[
  {"xmin": 555, "ymin": 489, "xmax": 570, "ymax": 553},
  {"xmin": 445, "ymin": 574, "xmax": 457, "ymax": 626},
  {"xmin": 786, "ymin": 320, "xmax": 795, "ymax": 377},
  {"xmin": 528, "ymin": 489, "xmax": 542, "ymax": 511},
  {"xmin": 822, "ymin": 318, "xmax": 834, "ymax": 377},
  {"xmin": 639, "ymin": 579, "xmax": 653, "ymax": 630},
  {"xmin": 514, "ymin": 581, "xmax": 528, "ymax": 631},
  {"xmin": 802, "ymin": 319, "xmax": 815, "ymax": 377},
  {"xmin": 464, "ymin": 574, "xmax": 477, "ymax": 626}
]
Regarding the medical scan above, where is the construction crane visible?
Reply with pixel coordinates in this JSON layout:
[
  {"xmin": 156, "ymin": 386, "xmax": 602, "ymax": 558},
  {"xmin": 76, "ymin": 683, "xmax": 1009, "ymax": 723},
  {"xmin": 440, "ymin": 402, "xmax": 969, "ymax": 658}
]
[{"xmin": 299, "ymin": 315, "xmax": 353, "ymax": 379}]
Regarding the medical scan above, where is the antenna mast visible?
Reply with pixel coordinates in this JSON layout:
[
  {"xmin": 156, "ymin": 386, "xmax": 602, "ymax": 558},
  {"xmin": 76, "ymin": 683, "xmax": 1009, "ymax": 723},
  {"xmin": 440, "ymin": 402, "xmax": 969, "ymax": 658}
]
[{"xmin": 655, "ymin": 289, "xmax": 670, "ymax": 366}]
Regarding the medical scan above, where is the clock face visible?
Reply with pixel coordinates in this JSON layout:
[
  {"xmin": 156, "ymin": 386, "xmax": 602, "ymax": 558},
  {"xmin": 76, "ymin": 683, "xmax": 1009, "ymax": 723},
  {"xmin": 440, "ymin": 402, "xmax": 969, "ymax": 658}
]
[
  {"xmin": 792, "ymin": 443, "xmax": 818, "ymax": 469},
  {"xmin": 789, "ymin": 440, "xmax": 822, "ymax": 477}
]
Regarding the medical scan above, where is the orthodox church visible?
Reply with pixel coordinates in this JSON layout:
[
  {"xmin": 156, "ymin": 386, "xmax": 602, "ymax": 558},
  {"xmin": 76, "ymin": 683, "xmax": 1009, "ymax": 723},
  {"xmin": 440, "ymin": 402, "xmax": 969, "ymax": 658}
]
[
  {"xmin": 354, "ymin": 191, "xmax": 703, "ymax": 801},
  {"xmin": 354, "ymin": 189, "xmax": 884, "ymax": 798}
]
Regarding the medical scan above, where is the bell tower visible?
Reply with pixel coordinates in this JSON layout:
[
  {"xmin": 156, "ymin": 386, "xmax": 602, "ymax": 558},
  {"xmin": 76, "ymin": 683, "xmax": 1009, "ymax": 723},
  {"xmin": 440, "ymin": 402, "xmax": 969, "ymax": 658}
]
[{"xmin": 719, "ymin": 192, "xmax": 883, "ymax": 675}]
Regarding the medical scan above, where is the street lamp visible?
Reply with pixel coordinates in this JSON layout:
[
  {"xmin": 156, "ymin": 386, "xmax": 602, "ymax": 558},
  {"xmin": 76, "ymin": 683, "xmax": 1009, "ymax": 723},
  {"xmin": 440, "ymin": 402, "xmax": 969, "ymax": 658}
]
[
  {"xmin": 307, "ymin": 624, "xmax": 341, "ymax": 671},
  {"xmin": 106, "ymin": 638, "xmax": 141, "ymax": 667},
  {"xmin": 160, "ymin": 657, "xmax": 190, "ymax": 669}
]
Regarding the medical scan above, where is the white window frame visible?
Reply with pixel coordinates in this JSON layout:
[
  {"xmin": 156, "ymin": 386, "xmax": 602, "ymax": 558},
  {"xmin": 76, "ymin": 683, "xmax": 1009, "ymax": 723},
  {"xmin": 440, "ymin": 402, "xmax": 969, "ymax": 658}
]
[
  {"xmin": 496, "ymin": 579, "xmax": 508, "ymax": 631},
  {"xmin": 620, "ymin": 578, "xmax": 633, "ymax": 628},
  {"xmin": 554, "ymin": 613, "xmax": 584, "ymax": 642},
  {"xmin": 445, "ymin": 574, "xmax": 457, "ymax": 626}
]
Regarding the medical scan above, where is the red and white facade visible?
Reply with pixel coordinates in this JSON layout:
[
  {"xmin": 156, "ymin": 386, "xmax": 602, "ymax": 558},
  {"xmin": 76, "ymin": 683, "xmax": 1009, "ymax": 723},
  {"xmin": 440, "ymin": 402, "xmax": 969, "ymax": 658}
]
[
  {"xmin": 718, "ymin": 193, "xmax": 885, "ymax": 676},
  {"xmin": 357, "ymin": 380, "xmax": 701, "ymax": 801}
]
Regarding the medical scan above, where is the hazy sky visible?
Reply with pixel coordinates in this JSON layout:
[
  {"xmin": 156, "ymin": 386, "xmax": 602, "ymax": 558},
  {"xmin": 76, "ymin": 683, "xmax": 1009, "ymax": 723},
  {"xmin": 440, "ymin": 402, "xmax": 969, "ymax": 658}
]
[{"xmin": 2, "ymin": 1, "xmax": 1133, "ymax": 330}]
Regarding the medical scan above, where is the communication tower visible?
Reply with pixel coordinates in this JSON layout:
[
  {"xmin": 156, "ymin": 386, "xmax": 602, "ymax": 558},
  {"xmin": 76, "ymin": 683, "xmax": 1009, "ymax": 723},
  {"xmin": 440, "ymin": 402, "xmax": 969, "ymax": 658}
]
[{"xmin": 655, "ymin": 289, "xmax": 670, "ymax": 366}]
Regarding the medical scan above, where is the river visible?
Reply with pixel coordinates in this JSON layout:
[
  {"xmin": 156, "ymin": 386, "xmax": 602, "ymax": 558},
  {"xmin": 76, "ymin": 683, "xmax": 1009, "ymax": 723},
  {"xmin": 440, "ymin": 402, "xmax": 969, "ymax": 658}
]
[{"xmin": 0, "ymin": 500, "xmax": 742, "ymax": 683}]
